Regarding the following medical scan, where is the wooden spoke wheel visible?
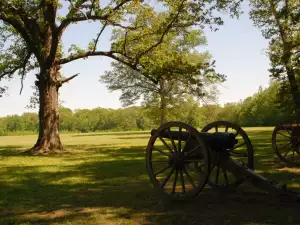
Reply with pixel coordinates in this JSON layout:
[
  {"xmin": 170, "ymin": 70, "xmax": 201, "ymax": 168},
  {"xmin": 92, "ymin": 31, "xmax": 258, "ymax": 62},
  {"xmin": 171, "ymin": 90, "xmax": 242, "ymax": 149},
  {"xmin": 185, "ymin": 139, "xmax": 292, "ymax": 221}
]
[
  {"xmin": 272, "ymin": 116, "xmax": 300, "ymax": 166},
  {"xmin": 201, "ymin": 121, "xmax": 254, "ymax": 189},
  {"xmin": 146, "ymin": 121, "xmax": 210, "ymax": 201}
]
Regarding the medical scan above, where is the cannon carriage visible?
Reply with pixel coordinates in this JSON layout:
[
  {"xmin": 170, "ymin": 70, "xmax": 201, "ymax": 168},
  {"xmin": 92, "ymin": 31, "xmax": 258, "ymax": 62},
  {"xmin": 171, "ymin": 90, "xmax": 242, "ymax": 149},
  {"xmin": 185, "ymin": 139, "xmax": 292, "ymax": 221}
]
[{"xmin": 146, "ymin": 121, "xmax": 300, "ymax": 202}]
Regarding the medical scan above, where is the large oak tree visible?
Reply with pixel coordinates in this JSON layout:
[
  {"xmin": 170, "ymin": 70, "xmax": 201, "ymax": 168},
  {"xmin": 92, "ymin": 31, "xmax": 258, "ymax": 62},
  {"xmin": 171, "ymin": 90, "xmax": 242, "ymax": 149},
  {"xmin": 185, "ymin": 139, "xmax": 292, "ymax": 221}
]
[
  {"xmin": 249, "ymin": 0, "xmax": 300, "ymax": 115},
  {"xmin": 0, "ymin": 0, "xmax": 243, "ymax": 154}
]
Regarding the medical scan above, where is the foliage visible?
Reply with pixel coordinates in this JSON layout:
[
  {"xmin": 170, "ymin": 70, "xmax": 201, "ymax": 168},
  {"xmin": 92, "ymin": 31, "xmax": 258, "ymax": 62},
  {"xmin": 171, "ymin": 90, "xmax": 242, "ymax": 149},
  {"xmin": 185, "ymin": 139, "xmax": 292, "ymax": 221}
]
[
  {"xmin": 0, "ymin": 0, "xmax": 244, "ymax": 95},
  {"xmin": 100, "ymin": 26, "xmax": 224, "ymax": 124},
  {"xmin": 0, "ymin": 80, "xmax": 294, "ymax": 136},
  {"xmin": 0, "ymin": 0, "xmax": 245, "ymax": 152},
  {"xmin": 249, "ymin": 0, "xmax": 300, "ymax": 113}
]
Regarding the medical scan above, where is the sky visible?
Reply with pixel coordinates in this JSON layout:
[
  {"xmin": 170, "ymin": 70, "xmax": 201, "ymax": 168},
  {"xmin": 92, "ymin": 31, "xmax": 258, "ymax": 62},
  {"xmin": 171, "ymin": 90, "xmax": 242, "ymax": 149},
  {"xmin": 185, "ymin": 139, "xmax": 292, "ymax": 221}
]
[{"xmin": 0, "ymin": 1, "xmax": 271, "ymax": 117}]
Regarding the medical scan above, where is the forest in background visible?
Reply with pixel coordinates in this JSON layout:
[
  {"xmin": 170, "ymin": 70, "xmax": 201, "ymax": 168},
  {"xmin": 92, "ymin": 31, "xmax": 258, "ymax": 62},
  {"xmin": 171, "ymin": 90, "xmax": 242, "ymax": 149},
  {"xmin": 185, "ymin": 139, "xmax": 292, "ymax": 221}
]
[{"xmin": 0, "ymin": 80, "xmax": 291, "ymax": 135}]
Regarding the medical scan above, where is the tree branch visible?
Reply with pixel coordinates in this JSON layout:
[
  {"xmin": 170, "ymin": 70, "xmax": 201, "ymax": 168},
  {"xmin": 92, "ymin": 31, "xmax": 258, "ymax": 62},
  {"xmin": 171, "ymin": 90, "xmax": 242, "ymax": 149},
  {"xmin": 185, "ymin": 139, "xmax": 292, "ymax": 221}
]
[
  {"xmin": 93, "ymin": 22, "xmax": 107, "ymax": 52},
  {"xmin": 0, "ymin": 66, "xmax": 20, "ymax": 80},
  {"xmin": 2, "ymin": 3, "xmax": 42, "ymax": 55},
  {"xmin": 58, "ymin": 0, "xmax": 133, "ymax": 32},
  {"xmin": 43, "ymin": 0, "xmax": 58, "ymax": 31},
  {"xmin": 19, "ymin": 52, "xmax": 32, "ymax": 95},
  {"xmin": 0, "ymin": 12, "xmax": 40, "ymax": 61},
  {"xmin": 58, "ymin": 0, "xmax": 89, "ymax": 33},
  {"xmin": 57, "ymin": 73, "xmax": 80, "ymax": 87},
  {"xmin": 59, "ymin": 15, "xmax": 106, "ymax": 30},
  {"xmin": 269, "ymin": 0, "xmax": 287, "ymax": 44},
  {"xmin": 33, "ymin": 0, "xmax": 45, "ymax": 16},
  {"xmin": 0, "ymin": 52, "xmax": 30, "ymax": 80},
  {"xmin": 134, "ymin": 0, "xmax": 187, "ymax": 65},
  {"xmin": 0, "ymin": 49, "xmax": 32, "ymax": 92},
  {"xmin": 60, "ymin": 15, "xmax": 140, "ymax": 31},
  {"xmin": 109, "ymin": 0, "xmax": 132, "ymax": 13},
  {"xmin": 59, "ymin": 50, "xmax": 114, "ymax": 64},
  {"xmin": 123, "ymin": 31, "xmax": 128, "ymax": 55}
]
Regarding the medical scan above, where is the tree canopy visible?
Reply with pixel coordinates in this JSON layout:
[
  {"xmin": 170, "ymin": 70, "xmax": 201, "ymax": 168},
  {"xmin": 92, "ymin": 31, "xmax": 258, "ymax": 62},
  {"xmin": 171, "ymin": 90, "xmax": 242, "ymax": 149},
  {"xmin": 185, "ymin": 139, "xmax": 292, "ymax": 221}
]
[
  {"xmin": 100, "ymin": 25, "xmax": 224, "ymax": 124},
  {"xmin": 249, "ymin": 0, "xmax": 300, "ymax": 114},
  {"xmin": 0, "ymin": 0, "xmax": 244, "ymax": 154}
]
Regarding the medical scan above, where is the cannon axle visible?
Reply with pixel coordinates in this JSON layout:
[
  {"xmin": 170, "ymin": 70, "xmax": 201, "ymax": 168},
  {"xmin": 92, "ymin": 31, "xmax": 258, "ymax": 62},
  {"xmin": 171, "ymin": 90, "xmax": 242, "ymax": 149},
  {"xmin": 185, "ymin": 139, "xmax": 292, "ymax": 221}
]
[{"xmin": 151, "ymin": 129, "xmax": 238, "ymax": 151}]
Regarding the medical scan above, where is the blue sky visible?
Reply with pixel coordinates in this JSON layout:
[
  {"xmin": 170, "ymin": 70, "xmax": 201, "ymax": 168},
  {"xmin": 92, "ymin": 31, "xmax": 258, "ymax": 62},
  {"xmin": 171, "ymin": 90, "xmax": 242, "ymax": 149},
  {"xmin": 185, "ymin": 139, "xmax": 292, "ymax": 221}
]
[{"xmin": 0, "ymin": 1, "xmax": 271, "ymax": 117}]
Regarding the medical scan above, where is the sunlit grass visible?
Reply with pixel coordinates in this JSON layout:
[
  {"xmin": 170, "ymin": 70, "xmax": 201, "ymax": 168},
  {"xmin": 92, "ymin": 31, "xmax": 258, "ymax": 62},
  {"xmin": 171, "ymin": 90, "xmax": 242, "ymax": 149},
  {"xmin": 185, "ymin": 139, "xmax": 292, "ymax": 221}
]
[{"xmin": 0, "ymin": 127, "xmax": 299, "ymax": 225}]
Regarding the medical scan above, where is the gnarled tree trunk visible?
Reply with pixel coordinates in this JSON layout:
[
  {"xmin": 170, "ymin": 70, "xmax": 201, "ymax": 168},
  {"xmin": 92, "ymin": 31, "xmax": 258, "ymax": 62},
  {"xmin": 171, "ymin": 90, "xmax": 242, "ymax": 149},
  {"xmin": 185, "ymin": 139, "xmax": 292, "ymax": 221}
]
[{"xmin": 29, "ymin": 65, "xmax": 64, "ymax": 155}]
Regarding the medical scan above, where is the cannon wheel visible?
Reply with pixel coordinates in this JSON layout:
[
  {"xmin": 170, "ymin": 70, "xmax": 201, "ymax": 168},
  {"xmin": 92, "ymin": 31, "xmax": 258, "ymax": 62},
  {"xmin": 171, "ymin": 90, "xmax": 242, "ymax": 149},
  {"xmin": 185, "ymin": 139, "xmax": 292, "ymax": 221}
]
[
  {"xmin": 201, "ymin": 121, "xmax": 254, "ymax": 189},
  {"xmin": 146, "ymin": 121, "xmax": 210, "ymax": 201},
  {"xmin": 272, "ymin": 116, "xmax": 300, "ymax": 166}
]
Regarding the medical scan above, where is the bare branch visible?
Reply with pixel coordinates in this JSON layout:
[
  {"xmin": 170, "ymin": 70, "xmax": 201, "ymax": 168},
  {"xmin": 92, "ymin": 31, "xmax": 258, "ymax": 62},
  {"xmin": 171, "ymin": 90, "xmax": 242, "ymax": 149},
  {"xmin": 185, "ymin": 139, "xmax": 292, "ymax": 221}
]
[
  {"xmin": 19, "ymin": 52, "xmax": 32, "ymax": 95},
  {"xmin": 58, "ymin": 73, "xmax": 80, "ymax": 86},
  {"xmin": 20, "ymin": 74, "xmax": 25, "ymax": 94},
  {"xmin": 93, "ymin": 22, "xmax": 107, "ymax": 52}
]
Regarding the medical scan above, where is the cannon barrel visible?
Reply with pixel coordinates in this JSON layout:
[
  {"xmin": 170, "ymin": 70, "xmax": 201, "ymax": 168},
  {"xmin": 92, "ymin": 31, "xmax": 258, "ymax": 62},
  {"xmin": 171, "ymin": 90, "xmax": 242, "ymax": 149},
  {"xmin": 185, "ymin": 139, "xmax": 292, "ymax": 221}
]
[{"xmin": 151, "ymin": 129, "xmax": 238, "ymax": 150}]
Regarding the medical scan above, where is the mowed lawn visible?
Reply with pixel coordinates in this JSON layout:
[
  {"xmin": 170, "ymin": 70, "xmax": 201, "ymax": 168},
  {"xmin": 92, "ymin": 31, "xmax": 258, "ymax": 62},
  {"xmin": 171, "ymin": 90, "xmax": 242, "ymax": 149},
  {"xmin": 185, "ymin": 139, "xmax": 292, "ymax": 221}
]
[{"xmin": 0, "ymin": 127, "xmax": 300, "ymax": 225}]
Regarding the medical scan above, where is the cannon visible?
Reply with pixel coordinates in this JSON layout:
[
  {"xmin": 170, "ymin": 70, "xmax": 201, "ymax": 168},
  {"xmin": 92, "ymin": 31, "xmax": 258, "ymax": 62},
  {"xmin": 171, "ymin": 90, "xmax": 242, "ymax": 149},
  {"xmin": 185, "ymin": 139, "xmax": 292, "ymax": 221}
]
[
  {"xmin": 272, "ymin": 115, "xmax": 300, "ymax": 166},
  {"xmin": 145, "ymin": 121, "xmax": 300, "ymax": 202}
]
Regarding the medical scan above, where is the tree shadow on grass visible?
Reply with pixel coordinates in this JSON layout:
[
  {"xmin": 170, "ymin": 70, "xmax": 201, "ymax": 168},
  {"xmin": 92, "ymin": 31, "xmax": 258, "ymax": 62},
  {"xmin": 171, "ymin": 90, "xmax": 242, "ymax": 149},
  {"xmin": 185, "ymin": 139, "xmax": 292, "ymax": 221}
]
[
  {"xmin": 1, "ymin": 144, "xmax": 300, "ymax": 225},
  {"xmin": 72, "ymin": 131, "xmax": 150, "ymax": 137},
  {"xmin": 0, "ymin": 145, "xmax": 31, "ymax": 156}
]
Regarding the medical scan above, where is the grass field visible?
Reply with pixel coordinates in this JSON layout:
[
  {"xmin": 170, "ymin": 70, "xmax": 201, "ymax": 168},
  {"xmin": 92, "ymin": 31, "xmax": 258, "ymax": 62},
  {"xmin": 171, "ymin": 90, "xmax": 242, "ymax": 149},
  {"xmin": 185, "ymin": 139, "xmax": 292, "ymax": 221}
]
[{"xmin": 0, "ymin": 127, "xmax": 300, "ymax": 225}]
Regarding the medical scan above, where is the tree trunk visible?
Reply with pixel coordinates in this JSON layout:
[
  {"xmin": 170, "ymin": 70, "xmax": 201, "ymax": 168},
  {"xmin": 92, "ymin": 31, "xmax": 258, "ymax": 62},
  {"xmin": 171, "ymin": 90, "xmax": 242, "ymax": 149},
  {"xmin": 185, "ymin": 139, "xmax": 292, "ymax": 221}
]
[
  {"xmin": 159, "ymin": 80, "xmax": 167, "ymax": 125},
  {"xmin": 286, "ymin": 68, "xmax": 300, "ymax": 117},
  {"xmin": 282, "ymin": 44, "xmax": 300, "ymax": 117},
  {"xmin": 160, "ymin": 97, "xmax": 166, "ymax": 125},
  {"xmin": 28, "ymin": 66, "xmax": 64, "ymax": 155}
]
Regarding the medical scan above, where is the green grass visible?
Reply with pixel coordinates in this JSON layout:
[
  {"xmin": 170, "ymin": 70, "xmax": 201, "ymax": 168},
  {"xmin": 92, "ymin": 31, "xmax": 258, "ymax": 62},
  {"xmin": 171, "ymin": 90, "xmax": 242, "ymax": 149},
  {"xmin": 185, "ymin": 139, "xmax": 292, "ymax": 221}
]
[{"xmin": 0, "ymin": 127, "xmax": 299, "ymax": 225}]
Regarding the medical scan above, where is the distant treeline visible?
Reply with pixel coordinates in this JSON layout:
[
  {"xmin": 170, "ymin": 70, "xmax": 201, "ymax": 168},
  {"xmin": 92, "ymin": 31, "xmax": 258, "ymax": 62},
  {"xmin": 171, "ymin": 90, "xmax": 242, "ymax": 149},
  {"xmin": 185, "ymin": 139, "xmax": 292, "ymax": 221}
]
[{"xmin": 0, "ymin": 82, "xmax": 291, "ymax": 135}]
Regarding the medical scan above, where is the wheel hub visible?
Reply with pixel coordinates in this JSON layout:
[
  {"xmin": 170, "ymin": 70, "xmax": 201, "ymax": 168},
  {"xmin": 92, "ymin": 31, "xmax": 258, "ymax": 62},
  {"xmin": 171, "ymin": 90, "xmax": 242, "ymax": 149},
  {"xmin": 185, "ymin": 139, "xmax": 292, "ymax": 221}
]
[{"xmin": 169, "ymin": 152, "xmax": 184, "ymax": 169}]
